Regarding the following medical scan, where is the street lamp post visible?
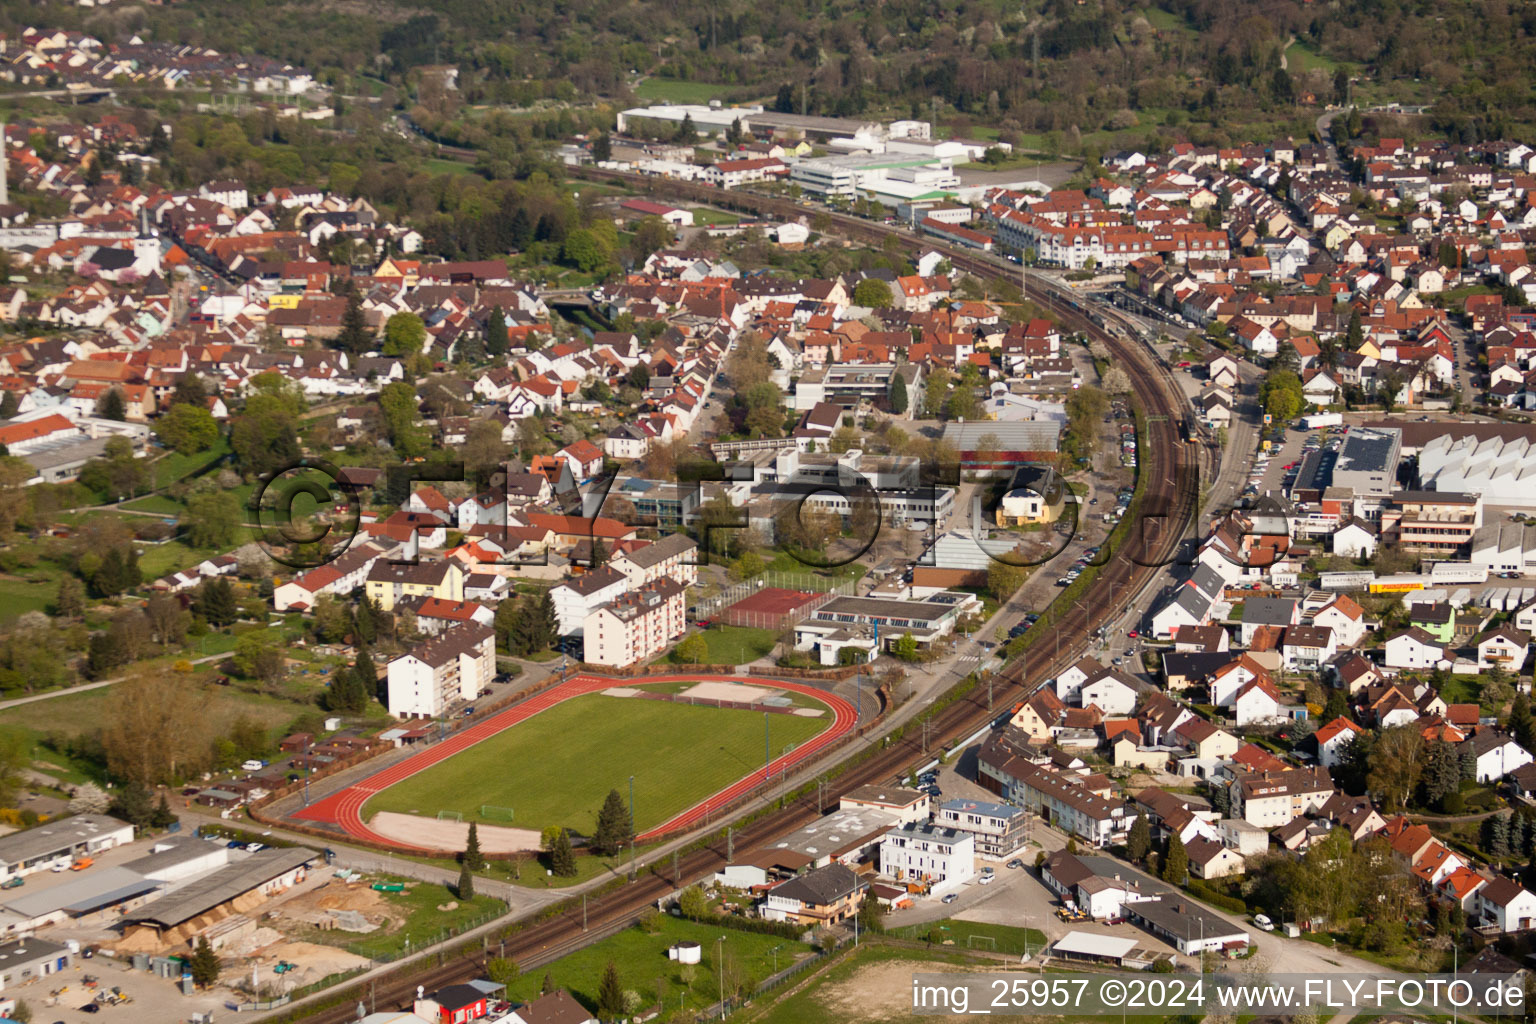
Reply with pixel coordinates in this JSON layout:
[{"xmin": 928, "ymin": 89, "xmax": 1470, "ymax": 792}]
[{"xmin": 716, "ymin": 935, "xmax": 727, "ymax": 1019}]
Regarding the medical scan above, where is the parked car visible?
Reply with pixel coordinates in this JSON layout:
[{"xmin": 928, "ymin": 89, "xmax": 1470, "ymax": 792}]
[
  {"xmin": 942, "ymin": 892, "xmax": 959, "ymax": 904},
  {"xmin": 241, "ymin": 759, "xmax": 265, "ymax": 772},
  {"xmin": 979, "ymin": 873, "xmax": 995, "ymax": 885},
  {"xmin": 1006, "ymin": 859, "xmax": 1023, "ymax": 869},
  {"xmin": 1254, "ymin": 914, "xmax": 1275, "ymax": 932}
]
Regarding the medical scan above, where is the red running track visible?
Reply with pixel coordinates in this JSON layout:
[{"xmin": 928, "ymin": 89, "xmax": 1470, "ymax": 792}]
[{"xmin": 293, "ymin": 674, "xmax": 858, "ymax": 853}]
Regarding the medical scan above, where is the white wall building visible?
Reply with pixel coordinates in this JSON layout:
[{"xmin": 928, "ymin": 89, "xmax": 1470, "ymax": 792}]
[
  {"xmin": 878, "ymin": 822, "xmax": 975, "ymax": 896},
  {"xmin": 582, "ymin": 578, "xmax": 688, "ymax": 668},
  {"xmin": 385, "ymin": 622, "xmax": 495, "ymax": 719}
]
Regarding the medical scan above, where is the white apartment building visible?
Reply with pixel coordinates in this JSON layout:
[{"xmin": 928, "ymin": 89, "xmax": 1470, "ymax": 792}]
[
  {"xmin": 934, "ymin": 798, "xmax": 1030, "ymax": 859},
  {"xmin": 550, "ymin": 565, "xmax": 629, "ymax": 636},
  {"xmin": 608, "ymin": 532, "xmax": 699, "ymax": 588},
  {"xmin": 385, "ymin": 622, "xmax": 495, "ymax": 719},
  {"xmin": 1229, "ymin": 767, "xmax": 1334, "ymax": 828},
  {"xmin": 582, "ymin": 577, "xmax": 688, "ymax": 668},
  {"xmin": 879, "ymin": 822, "xmax": 975, "ymax": 896}
]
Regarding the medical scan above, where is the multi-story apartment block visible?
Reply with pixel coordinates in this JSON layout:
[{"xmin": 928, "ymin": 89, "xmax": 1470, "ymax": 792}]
[
  {"xmin": 582, "ymin": 577, "xmax": 688, "ymax": 668},
  {"xmin": 385, "ymin": 622, "xmax": 495, "ymax": 719},
  {"xmin": 608, "ymin": 532, "xmax": 698, "ymax": 588},
  {"xmin": 879, "ymin": 822, "xmax": 975, "ymax": 895}
]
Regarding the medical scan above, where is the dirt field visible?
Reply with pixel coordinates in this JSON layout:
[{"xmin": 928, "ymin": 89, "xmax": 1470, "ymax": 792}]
[
  {"xmin": 815, "ymin": 958, "xmax": 1004, "ymax": 1024},
  {"xmin": 678, "ymin": 680, "xmax": 780, "ymax": 703},
  {"xmin": 369, "ymin": 810, "xmax": 542, "ymax": 852}
]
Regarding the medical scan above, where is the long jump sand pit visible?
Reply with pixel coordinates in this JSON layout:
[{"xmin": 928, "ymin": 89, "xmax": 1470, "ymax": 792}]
[
  {"xmin": 369, "ymin": 811, "xmax": 542, "ymax": 853},
  {"xmin": 678, "ymin": 680, "xmax": 779, "ymax": 704}
]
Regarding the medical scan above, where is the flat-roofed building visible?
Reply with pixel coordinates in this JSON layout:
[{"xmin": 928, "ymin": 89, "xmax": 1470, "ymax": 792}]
[
  {"xmin": 935, "ymin": 798, "xmax": 1030, "ymax": 859},
  {"xmin": 879, "ymin": 822, "xmax": 975, "ymax": 895},
  {"xmin": 0, "ymin": 815, "xmax": 134, "ymax": 883}
]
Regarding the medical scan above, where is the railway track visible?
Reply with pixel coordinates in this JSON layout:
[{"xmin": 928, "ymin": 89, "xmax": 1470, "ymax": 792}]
[{"xmin": 281, "ymin": 171, "xmax": 1200, "ymax": 1023}]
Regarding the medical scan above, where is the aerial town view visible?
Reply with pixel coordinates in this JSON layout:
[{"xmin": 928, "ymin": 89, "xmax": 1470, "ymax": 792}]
[{"xmin": 3, "ymin": 1, "xmax": 1536, "ymax": 1023}]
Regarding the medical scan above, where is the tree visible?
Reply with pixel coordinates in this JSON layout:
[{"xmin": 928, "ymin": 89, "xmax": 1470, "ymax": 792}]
[
  {"xmin": 889, "ymin": 371, "xmax": 908, "ymax": 414},
  {"xmin": 55, "ymin": 575, "xmax": 85, "ymax": 618},
  {"xmin": 1418, "ymin": 740, "xmax": 1462, "ymax": 809},
  {"xmin": 464, "ymin": 822, "xmax": 487, "ymax": 870},
  {"xmin": 1127, "ymin": 813, "xmax": 1152, "ymax": 864},
  {"xmin": 97, "ymin": 387, "xmax": 127, "ymax": 421},
  {"xmin": 153, "ymin": 403, "xmax": 219, "ymax": 455},
  {"xmin": 172, "ymin": 374, "xmax": 208, "ymax": 408},
  {"xmin": 593, "ymin": 131, "xmax": 612, "ymax": 162},
  {"xmin": 852, "ymin": 278, "xmax": 894, "ymax": 308},
  {"xmin": 593, "ymin": 788, "xmax": 632, "ymax": 857},
  {"xmin": 598, "ymin": 961, "xmax": 625, "ymax": 1020},
  {"xmin": 485, "ymin": 306, "xmax": 508, "ymax": 357},
  {"xmin": 185, "ymin": 490, "xmax": 243, "ymax": 549},
  {"xmin": 923, "ymin": 366, "xmax": 952, "ymax": 418},
  {"xmin": 383, "ymin": 311, "xmax": 428, "ymax": 357},
  {"xmin": 109, "ymin": 779, "xmax": 155, "ymax": 830},
  {"xmin": 0, "ymin": 726, "xmax": 32, "ymax": 810},
  {"xmin": 190, "ymin": 937, "xmax": 221, "ymax": 988},
  {"xmin": 987, "ymin": 559, "xmax": 1028, "ymax": 603},
  {"xmin": 378, "ymin": 381, "xmax": 429, "ymax": 457},
  {"xmin": 675, "ymin": 632, "xmax": 710, "ymax": 664},
  {"xmin": 630, "ymin": 217, "xmax": 674, "ymax": 263},
  {"xmin": 195, "ymin": 577, "xmax": 238, "ymax": 627},
  {"xmin": 894, "ymin": 632, "xmax": 919, "ymax": 662},
  {"xmin": 0, "ymin": 391, "xmax": 16, "ymax": 419},
  {"xmin": 1513, "ymin": 692, "xmax": 1536, "ymax": 752},
  {"xmin": 336, "ymin": 287, "xmax": 372, "ymax": 354},
  {"xmin": 563, "ymin": 228, "xmax": 612, "ymax": 273},
  {"xmin": 90, "ymin": 546, "xmax": 141, "ymax": 598},
  {"xmin": 675, "ymin": 112, "xmax": 695, "ymax": 142},
  {"xmin": 677, "ymin": 884, "xmax": 710, "ymax": 919},
  {"xmin": 1260, "ymin": 370, "xmax": 1305, "ymax": 423},
  {"xmin": 1323, "ymin": 687, "xmax": 1350, "ymax": 723},
  {"xmin": 458, "ymin": 859, "xmax": 476, "ymax": 901},
  {"xmin": 150, "ymin": 791, "xmax": 177, "ymax": 830},
  {"xmin": 233, "ymin": 633, "xmax": 285, "ymax": 683},
  {"xmin": 1162, "ymin": 833, "xmax": 1188, "ymax": 886},
  {"xmin": 1101, "ymin": 366, "xmax": 1132, "ymax": 393},
  {"xmin": 542, "ymin": 972, "xmax": 555, "ymax": 995},
  {"xmin": 1367, "ymin": 725, "xmax": 1426, "ymax": 811},
  {"xmin": 549, "ymin": 827, "xmax": 576, "ymax": 876}
]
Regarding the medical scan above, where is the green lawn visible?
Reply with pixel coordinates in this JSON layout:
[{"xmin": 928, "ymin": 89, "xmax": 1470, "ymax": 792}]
[
  {"xmin": 499, "ymin": 916, "xmax": 814, "ymax": 1016},
  {"xmin": 1284, "ymin": 40, "xmax": 1351, "ymax": 75},
  {"xmin": 689, "ymin": 208, "xmax": 740, "ymax": 226},
  {"xmin": 0, "ymin": 576, "xmax": 56, "ymax": 620},
  {"xmin": 150, "ymin": 438, "xmax": 232, "ymax": 490},
  {"xmin": 363, "ymin": 692, "xmax": 831, "ymax": 833},
  {"xmin": 4, "ymin": 675, "xmax": 316, "ymax": 744},
  {"xmin": 888, "ymin": 917, "xmax": 1047, "ymax": 955},
  {"xmin": 762, "ymin": 551, "xmax": 868, "ymax": 582},
  {"xmin": 634, "ymin": 77, "xmax": 734, "ymax": 105},
  {"xmin": 423, "ymin": 157, "xmax": 481, "ymax": 176},
  {"xmin": 1143, "ymin": 6, "xmax": 1198, "ymax": 37},
  {"xmin": 121, "ymin": 495, "xmax": 185, "ymax": 516},
  {"xmin": 672, "ymin": 625, "xmax": 779, "ymax": 665}
]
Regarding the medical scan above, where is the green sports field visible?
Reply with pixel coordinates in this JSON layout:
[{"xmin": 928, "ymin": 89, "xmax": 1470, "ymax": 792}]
[{"xmin": 362, "ymin": 693, "xmax": 831, "ymax": 835}]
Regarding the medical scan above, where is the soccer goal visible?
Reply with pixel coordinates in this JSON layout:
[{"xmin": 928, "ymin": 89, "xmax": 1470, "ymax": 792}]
[
  {"xmin": 480, "ymin": 805, "xmax": 515, "ymax": 822},
  {"xmin": 967, "ymin": 935, "xmax": 998, "ymax": 951},
  {"xmin": 436, "ymin": 810, "xmax": 464, "ymax": 822}
]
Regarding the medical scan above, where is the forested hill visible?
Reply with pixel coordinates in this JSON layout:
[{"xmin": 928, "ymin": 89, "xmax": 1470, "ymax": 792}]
[{"xmin": 3, "ymin": 0, "xmax": 1535, "ymax": 146}]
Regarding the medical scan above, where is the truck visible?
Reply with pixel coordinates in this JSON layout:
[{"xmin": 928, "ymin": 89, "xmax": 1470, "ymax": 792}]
[{"xmin": 1300, "ymin": 412, "xmax": 1343, "ymax": 429}]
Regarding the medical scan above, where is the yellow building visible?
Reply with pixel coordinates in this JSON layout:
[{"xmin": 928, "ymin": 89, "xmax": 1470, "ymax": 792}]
[
  {"xmin": 995, "ymin": 464, "xmax": 1066, "ymax": 527},
  {"xmin": 364, "ymin": 559, "xmax": 464, "ymax": 611}
]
